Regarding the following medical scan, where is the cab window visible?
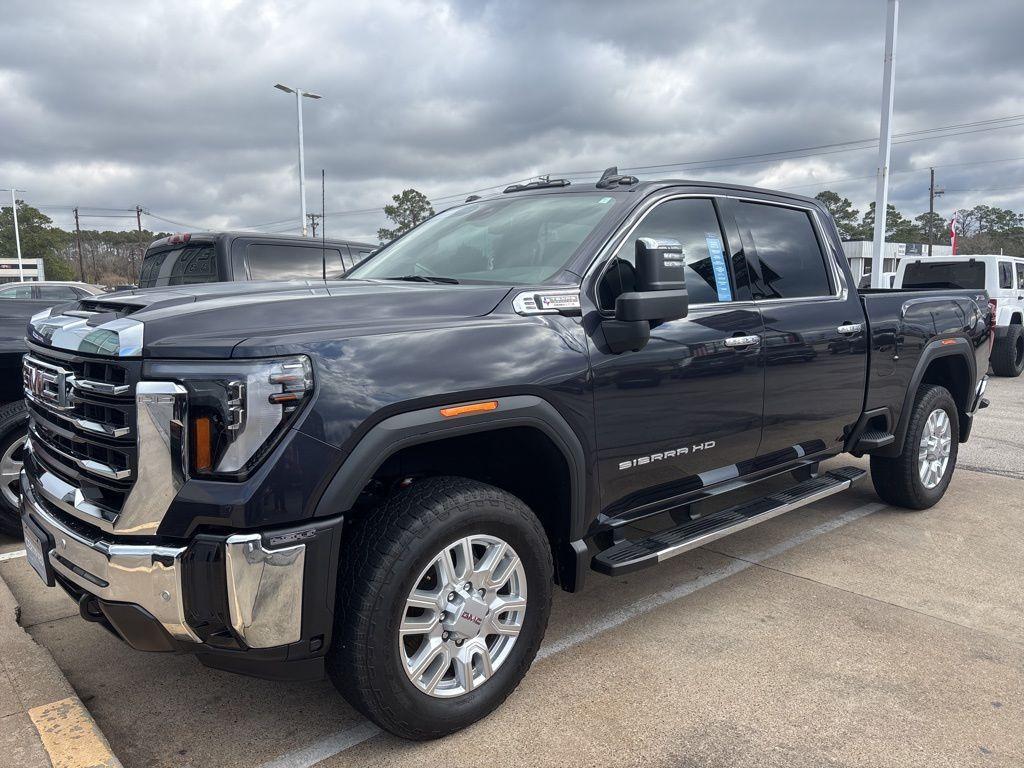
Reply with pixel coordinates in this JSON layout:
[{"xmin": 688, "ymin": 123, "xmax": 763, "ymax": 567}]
[{"xmin": 599, "ymin": 198, "xmax": 734, "ymax": 310}]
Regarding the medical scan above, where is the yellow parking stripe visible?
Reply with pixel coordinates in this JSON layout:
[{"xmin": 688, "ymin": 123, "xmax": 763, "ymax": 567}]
[{"xmin": 27, "ymin": 697, "xmax": 121, "ymax": 768}]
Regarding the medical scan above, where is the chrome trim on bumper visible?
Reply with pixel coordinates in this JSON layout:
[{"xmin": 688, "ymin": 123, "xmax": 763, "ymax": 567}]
[
  {"xmin": 225, "ymin": 534, "xmax": 306, "ymax": 649},
  {"xmin": 22, "ymin": 472, "xmax": 199, "ymax": 643}
]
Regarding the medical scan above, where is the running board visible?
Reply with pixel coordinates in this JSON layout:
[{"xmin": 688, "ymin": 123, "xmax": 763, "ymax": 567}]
[{"xmin": 592, "ymin": 466, "xmax": 866, "ymax": 576}]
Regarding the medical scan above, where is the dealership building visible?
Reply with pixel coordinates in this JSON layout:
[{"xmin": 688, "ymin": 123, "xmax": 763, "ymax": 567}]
[
  {"xmin": 842, "ymin": 241, "xmax": 954, "ymax": 286},
  {"xmin": 0, "ymin": 258, "xmax": 45, "ymax": 284}
]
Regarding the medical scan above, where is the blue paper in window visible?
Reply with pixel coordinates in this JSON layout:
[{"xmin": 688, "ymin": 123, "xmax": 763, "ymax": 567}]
[{"xmin": 705, "ymin": 233, "xmax": 732, "ymax": 301}]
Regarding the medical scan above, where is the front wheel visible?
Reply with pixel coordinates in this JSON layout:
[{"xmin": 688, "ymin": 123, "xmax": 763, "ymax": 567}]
[
  {"xmin": 0, "ymin": 400, "xmax": 29, "ymax": 539},
  {"xmin": 327, "ymin": 476, "xmax": 553, "ymax": 740},
  {"xmin": 871, "ymin": 383, "xmax": 959, "ymax": 509}
]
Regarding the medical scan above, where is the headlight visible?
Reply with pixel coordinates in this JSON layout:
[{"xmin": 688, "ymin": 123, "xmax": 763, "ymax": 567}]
[{"xmin": 145, "ymin": 355, "xmax": 313, "ymax": 479}]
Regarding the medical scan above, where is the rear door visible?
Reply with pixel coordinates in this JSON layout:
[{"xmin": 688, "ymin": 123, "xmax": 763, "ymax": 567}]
[
  {"xmin": 587, "ymin": 195, "xmax": 765, "ymax": 519},
  {"xmin": 729, "ymin": 198, "xmax": 866, "ymax": 460}
]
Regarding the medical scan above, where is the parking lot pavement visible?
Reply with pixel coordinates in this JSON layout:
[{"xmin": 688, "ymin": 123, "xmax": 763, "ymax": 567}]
[
  {"xmin": 1, "ymin": 378, "xmax": 1022, "ymax": 768},
  {"xmin": 958, "ymin": 374, "xmax": 1024, "ymax": 480}
]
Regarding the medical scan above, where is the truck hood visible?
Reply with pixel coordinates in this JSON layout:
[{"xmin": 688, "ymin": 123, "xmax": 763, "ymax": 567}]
[{"xmin": 27, "ymin": 279, "xmax": 514, "ymax": 358}]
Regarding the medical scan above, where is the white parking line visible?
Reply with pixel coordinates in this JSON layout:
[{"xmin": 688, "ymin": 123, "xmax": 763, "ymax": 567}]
[
  {"xmin": 0, "ymin": 549, "xmax": 26, "ymax": 562},
  {"xmin": 260, "ymin": 501, "xmax": 885, "ymax": 768}
]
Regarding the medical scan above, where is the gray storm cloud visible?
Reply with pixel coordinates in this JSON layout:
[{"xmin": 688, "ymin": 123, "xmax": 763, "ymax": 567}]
[{"xmin": 1, "ymin": 0, "xmax": 1022, "ymax": 240}]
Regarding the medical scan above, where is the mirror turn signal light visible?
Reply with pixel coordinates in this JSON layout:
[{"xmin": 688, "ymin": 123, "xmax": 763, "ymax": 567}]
[{"xmin": 440, "ymin": 400, "xmax": 499, "ymax": 418}]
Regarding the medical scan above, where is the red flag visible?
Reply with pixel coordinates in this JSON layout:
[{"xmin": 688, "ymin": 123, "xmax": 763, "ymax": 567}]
[{"xmin": 950, "ymin": 211, "xmax": 957, "ymax": 255}]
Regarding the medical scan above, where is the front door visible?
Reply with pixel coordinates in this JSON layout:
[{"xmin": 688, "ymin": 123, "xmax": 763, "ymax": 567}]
[{"xmin": 587, "ymin": 196, "xmax": 765, "ymax": 520}]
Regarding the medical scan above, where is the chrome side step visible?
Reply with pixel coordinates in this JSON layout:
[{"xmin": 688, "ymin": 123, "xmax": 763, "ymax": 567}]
[{"xmin": 592, "ymin": 466, "xmax": 866, "ymax": 576}]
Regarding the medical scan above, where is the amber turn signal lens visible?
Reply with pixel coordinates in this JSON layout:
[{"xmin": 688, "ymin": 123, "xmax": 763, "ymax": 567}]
[
  {"xmin": 192, "ymin": 416, "xmax": 213, "ymax": 472},
  {"xmin": 439, "ymin": 400, "xmax": 499, "ymax": 418}
]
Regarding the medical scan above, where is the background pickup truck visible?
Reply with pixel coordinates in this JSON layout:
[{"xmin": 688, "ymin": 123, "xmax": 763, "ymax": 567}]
[
  {"xmin": 138, "ymin": 231, "xmax": 376, "ymax": 287},
  {"xmin": 18, "ymin": 176, "xmax": 991, "ymax": 740}
]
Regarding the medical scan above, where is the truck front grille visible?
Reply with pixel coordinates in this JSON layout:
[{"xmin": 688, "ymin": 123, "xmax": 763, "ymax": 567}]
[{"xmin": 23, "ymin": 344, "xmax": 142, "ymax": 531}]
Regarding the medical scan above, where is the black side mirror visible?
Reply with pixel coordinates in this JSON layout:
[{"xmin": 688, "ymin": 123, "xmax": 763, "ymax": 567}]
[{"xmin": 614, "ymin": 238, "xmax": 689, "ymax": 322}]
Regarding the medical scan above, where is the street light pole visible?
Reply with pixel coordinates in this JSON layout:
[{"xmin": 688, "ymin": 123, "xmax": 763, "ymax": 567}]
[
  {"xmin": 274, "ymin": 83, "xmax": 322, "ymax": 238},
  {"xmin": 2, "ymin": 188, "xmax": 26, "ymax": 281},
  {"xmin": 870, "ymin": 0, "xmax": 899, "ymax": 289}
]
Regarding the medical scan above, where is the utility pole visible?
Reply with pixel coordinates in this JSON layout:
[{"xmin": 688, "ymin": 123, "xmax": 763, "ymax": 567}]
[
  {"xmin": 2, "ymin": 188, "xmax": 26, "ymax": 281},
  {"xmin": 135, "ymin": 205, "xmax": 144, "ymax": 273},
  {"xmin": 274, "ymin": 83, "xmax": 323, "ymax": 237},
  {"xmin": 870, "ymin": 0, "xmax": 899, "ymax": 288},
  {"xmin": 73, "ymin": 207, "xmax": 85, "ymax": 282},
  {"xmin": 306, "ymin": 213, "xmax": 320, "ymax": 238},
  {"xmin": 927, "ymin": 168, "xmax": 944, "ymax": 257}
]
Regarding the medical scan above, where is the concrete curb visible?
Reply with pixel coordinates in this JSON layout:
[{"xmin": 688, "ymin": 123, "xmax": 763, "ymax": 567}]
[{"xmin": 0, "ymin": 568, "xmax": 122, "ymax": 768}]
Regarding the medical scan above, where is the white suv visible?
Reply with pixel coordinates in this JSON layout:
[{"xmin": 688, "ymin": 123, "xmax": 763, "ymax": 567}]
[{"xmin": 896, "ymin": 254, "xmax": 1024, "ymax": 377}]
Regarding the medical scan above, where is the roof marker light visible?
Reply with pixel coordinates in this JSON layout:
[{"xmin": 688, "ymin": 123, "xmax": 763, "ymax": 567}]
[{"xmin": 440, "ymin": 400, "xmax": 499, "ymax": 418}]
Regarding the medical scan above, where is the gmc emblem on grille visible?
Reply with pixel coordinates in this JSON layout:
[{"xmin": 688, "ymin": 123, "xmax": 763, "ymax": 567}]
[{"xmin": 29, "ymin": 366, "xmax": 45, "ymax": 398}]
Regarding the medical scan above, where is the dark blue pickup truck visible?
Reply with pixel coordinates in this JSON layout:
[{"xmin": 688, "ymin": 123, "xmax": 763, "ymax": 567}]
[{"xmin": 17, "ymin": 175, "xmax": 991, "ymax": 739}]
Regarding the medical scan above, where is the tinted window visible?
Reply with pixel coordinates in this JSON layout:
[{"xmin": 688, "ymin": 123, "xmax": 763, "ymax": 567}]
[
  {"xmin": 139, "ymin": 245, "xmax": 218, "ymax": 288},
  {"xmin": 247, "ymin": 244, "xmax": 326, "ymax": 280},
  {"xmin": 0, "ymin": 284, "xmax": 34, "ymax": 298},
  {"xmin": 901, "ymin": 261, "xmax": 985, "ymax": 290},
  {"xmin": 322, "ymin": 248, "xmax": 347, "ymax": 279},
  {"xmin": 738, "ymin": 202, "xmax": 831, "ymax": 299},
  {"xmin": 998, "ymin": 261, "xmax": 1013, "ymax": 289},
  {"xmin": 1016, "ymin": 262, "xmax": 1024, "ymax": 290},
  {"xmin": 603, "ymin": 198, "xmax": 733, "ymax": 307},
  {"xmin": 348, "ymin": 194, "xmax": 618, "ymax": 284},
  {"xmin": 37, "ymin": 286, "xmax": 79, "ymax": 300}
]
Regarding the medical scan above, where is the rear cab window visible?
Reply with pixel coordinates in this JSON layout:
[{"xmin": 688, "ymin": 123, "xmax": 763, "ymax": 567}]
[
  {"xmin": 901, "ymin": 261, "xmax": 986, "ymax": 290},
  {"xmin": 246, "ymin": 243, "xmax": 341, "ymax": 280},
  {"xmin": 736, "ymin": 202, "xmax": 832, "ymax": 299},
  {"xmin": 139, "ymin": 245, "xmax": 218, "ymax": 288}
]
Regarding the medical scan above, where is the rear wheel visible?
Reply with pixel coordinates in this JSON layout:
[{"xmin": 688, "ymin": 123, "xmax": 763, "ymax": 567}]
[
  {"xmin": 991, "ymin": 324, "xmax": 1024, "ymax": 377},
  {"xmin": 871, "ymin": 384, "xmax": 959, "ymax": 509},
  {"xmin": 327, "ymin": 476, "xmax": 553, "ymax": 740},
  {"xmin": 0, "ymin": 401, "xmax": 29, "ymax": 539}
]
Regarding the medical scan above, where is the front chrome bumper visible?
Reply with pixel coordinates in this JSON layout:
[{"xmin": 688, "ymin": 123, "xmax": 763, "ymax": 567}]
[{"xmin": 21, "ymin": 471, "xmax": 307, "ymax": 649}]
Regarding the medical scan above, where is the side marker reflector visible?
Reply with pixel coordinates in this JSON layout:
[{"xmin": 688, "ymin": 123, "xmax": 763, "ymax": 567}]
[{"xmin": 440, "ymin": 400, "xmax": 499, "ymax": 418}]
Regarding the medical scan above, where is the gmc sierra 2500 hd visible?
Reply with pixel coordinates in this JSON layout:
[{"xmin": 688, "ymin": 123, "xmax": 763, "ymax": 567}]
[{"xmin": 19, "ymin": 174, "xmax": 991, "ymax": 740}]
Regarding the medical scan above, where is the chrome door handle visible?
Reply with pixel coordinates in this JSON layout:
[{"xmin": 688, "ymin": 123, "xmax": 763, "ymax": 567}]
[
  {"xmin": 837, "ymin": 323, "xmax": 863, "ymax": 335},
  {"xmin": 724, "ymin": 334, "xmax": 761, "ymax": 347}
]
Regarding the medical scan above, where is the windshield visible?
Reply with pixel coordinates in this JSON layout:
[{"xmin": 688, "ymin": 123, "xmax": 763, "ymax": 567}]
[
  {"xmin": 901, "ymin": 261, "xmax": 986, "ymax": 290},
  {"xmin": 139, "ymin": 244, "xmax": 217, "ymax": 288},
  {"xmin": 349, "ymin": 193, "xmax": 618, "ymax": 283}
]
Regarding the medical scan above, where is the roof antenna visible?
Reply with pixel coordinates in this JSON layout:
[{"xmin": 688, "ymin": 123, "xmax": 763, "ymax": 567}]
[{"xmin": 596, "ymin": 166, "xmax": 639, "ymax": 189}]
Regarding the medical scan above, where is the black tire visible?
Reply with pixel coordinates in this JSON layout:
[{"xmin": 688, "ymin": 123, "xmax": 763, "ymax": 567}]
[
  {"xmin": 870, "ymin": 384, "xmax": 959, "ymax": 510},
  {"xmin": 0, "ymin": 400, "xmax": 29, "ymax": 539},
  {"xmin": 327, "ymin": 476, "xmax": 553, "ymax": 740},
  {"xmin": 991, "ymin": 324, "xmax": 1024, "ymax": 377}
]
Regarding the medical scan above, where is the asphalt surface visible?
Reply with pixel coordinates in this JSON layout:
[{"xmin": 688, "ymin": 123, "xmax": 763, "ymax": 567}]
[{"xmin": 1, "ymin": 376, "xmax": 1022, "ymax": 767}]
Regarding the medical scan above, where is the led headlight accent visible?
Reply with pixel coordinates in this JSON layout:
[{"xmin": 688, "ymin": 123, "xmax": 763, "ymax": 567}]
[{"xmin": 146, "ymin": 356, "xmax": 312, "ymax": 477}]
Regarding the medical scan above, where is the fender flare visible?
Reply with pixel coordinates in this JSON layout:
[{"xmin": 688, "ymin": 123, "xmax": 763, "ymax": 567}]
[
  {"xmin": 313, "ymin": 395, "xmax": 589, "ymax": 540},
  {"xmin": 878, "ymin": 338, "xmax": 976, "ymax": 457}
]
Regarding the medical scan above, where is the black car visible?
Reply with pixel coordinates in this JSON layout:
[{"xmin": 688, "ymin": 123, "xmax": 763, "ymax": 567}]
[{"xmin": 18, "ymin": 175, "xmax": 992, "ymax": 740}]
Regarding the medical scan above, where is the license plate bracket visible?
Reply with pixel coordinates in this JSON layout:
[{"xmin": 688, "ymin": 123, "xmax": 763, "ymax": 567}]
[{"xmin": 22, "ymin": 514, "xmax": 55, "ymax": 587}]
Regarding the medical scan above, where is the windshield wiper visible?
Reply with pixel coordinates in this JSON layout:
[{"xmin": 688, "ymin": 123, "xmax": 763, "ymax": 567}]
[{"xmin": 383, "ymin": 275, "xmax": 460, "ymax": 284}]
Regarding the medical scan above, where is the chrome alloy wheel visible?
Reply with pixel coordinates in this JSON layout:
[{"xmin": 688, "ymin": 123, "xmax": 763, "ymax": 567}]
[
  {"xmin": 918, "ymin": 408, "xmax": 952, "ymax": 489},
  {"xmin": 399, "ymin": 534, "xmax": 528, "ymax": 698},
  {"xmin": 0, "ymin": 434, "xmax": 26, "ymax": 509}
]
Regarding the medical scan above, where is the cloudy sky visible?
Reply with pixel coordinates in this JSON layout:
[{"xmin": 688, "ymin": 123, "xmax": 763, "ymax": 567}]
[{"xmin": 2, "ymin": 0, "xmax": 1023, "ymax": 242}]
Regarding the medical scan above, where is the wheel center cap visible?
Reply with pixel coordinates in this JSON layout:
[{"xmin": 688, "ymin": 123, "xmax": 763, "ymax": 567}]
[{"xmin": 444, "ymin": 591, "xmax": 489, "ymax": 640}]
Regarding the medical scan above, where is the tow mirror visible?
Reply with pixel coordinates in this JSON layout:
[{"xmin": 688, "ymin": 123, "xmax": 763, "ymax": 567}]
[{"xmin": 614, "ymin": 238, "xmax": 689, "ymax": 322}]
